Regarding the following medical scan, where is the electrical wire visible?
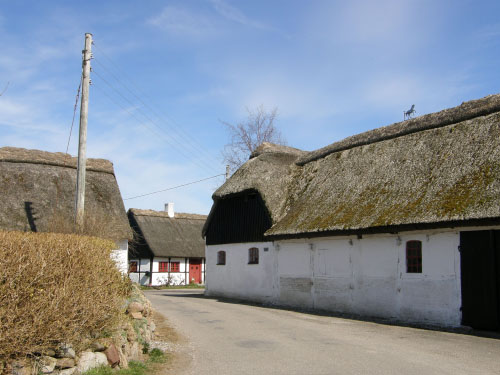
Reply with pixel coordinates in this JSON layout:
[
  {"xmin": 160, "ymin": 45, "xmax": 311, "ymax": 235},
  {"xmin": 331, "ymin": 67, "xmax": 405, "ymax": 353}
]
[
  {"xmin": 92, "ymin": 77, "xmax": 219, "ymax": 173},
  {"xmin": 66, "ymin": 76, "xmax": 82, "ymax": 155},
  {"xmin": 124, "ymin": 173, "xmax": 225, "ymax": 200},
  {"xmin": 91, "ymin": 44, "xmax": 221, "ymax": 165},
  {"xmin": 92, "ymin": 57, "xmax": 221, "ymax": 167}
]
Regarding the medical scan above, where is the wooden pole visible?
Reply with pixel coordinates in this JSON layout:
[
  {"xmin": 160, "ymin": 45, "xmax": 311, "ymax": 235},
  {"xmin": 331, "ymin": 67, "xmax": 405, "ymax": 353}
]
[{"xmin": 75, "ymin": 33, "xmax": 92, "ymax": 228}]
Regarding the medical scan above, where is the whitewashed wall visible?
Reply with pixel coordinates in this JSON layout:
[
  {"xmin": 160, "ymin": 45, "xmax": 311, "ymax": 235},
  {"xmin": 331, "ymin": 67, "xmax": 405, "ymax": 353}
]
[
  {"xmin": 205, "ymin": 230, "xmax": 463, "ymax": 326},
  {"xmin": 129, "ymin": 257, "xmax": 206, "ymax": 286},
  {"xmin": 205, "ymin": 242, "xmax": 277, "ymax": 303},
  {"xmin": 110, "ymin": 239, "xmax": 129, "ymax": 274}
]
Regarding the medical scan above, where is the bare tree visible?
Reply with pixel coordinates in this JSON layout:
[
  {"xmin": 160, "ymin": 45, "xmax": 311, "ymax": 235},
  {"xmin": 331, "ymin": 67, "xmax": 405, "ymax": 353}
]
[{"xmin": 222, "ymin": 105, "xmax": 286, "ymax": 173}]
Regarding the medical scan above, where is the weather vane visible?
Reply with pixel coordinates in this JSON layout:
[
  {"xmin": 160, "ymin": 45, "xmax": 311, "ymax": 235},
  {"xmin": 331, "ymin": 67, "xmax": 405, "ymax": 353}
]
[{"xmin": 404, "ymin": 104, "xmax": 416, "ymax": 120}]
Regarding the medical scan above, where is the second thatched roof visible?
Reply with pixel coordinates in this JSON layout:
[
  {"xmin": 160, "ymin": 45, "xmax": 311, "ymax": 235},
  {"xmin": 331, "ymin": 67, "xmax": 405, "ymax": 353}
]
[
  {"xmin": 206, "ymin": 93, "xmax": 500, "ymax": 239},
  {"xmin": 128, "ymin": 209, "xmax": 207, "ymax": 258}
]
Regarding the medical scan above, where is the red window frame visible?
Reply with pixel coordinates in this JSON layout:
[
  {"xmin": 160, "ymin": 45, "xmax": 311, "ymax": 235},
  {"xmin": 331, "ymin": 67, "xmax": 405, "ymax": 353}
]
[
  {"xmin": 406, "ymin": 240, "xmax": 422, "ymax": 273},
  {"xmin": 129, "ymin": 261, "xmax": 138, "ymax": 273},
  {"xmin": 159, "ymin": 261, "xmax": 168, "ymax": 273},
  {"xmin": 248, "ymin": 247, "xmax": 259, "ymax": 265},
  {"xmin": 170, "ymin": 262, "xmax": 180, "ymax": 272},
  {"xmin": 217, "ymin": 251, "xmax": 226, "ymax": 265}
]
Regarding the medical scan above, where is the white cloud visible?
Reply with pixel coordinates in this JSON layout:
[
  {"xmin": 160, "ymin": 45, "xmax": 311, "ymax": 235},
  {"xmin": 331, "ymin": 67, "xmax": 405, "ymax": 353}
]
[
  {"xmin": 209, "ymin": 0, "xmax": 267, "ymax": 30},
  {"xmin": 148, "ymin": 5, "xmax": 217, "ymax": 38}
]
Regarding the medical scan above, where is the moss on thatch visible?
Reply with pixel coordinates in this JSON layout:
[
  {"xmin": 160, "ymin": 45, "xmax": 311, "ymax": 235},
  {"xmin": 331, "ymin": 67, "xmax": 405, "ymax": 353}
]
[{"xmin": 206, "ymin": 93, "xmax": 500, "ymax": 239}]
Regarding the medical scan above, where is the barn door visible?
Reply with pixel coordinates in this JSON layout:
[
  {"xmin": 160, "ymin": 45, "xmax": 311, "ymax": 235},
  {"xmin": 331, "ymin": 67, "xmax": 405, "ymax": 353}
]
[
  {"xmin": 460, "ymin": 230, "xmax": 500, "ymax": 330},
  {"xmin": 189, "ymin": 259, "xmax": 202, "ymax": 284}
]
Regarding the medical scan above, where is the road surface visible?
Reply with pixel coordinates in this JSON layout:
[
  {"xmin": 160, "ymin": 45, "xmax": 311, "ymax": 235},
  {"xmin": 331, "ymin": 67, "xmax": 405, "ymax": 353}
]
[{"xmin": 145, "ymin": 289, "xmax": 500, "ymax": 375}]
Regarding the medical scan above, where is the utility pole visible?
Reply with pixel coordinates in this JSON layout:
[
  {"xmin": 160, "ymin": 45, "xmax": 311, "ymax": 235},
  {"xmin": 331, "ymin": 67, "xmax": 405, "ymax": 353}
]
[
  {"xmin": 225, "ymin": 165, "xmax": 230, "ymax": 181},
  {"xmin": 75, "ymin": 33, "xmax": 92, "ymax": 228}
]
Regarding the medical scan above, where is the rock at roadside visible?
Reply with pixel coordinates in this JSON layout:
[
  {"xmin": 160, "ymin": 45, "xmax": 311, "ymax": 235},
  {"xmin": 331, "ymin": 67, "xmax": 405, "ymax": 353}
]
[
  {"xmin": 130, "ymin": 312, "xmax": 143, "ymax": 320},
  {"xmin": 55, "ymin": 358, "xmax": 75, "ymax": 369},
  {"xmin": 41, "ymin": 356, "xmax": 57, "ymax": 374},
  {"xmin": 77, "ymin": 352, "xmax": 108, "ymax": 373},
  {"xmin": 59, "ymin": 368, "xmax": 77, "ymax": 375},
  {"xmin": 127, "ymin": 302, "xmax": 144, "ymax": 314},
  {"xmin": 104, "ymin": 344, "xmax": 120, "ymax": 368}
]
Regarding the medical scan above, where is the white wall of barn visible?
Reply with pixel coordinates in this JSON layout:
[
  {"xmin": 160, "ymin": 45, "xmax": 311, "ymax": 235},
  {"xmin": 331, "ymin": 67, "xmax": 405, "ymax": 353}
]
[
  {"xmin": 205, "ymin": 242, "xmax": 277, "ymax": 303},
  {"xmin": 205, "ymin": 230, "xmax": 462, "ymax": 326}
]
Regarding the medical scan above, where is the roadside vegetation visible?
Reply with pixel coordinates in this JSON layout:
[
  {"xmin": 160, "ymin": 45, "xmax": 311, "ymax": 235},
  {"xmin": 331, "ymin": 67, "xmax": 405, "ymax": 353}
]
[
  {"xmin": 83, "ymin": 349, "xmax": 167, "ymax": 375},
  {"xmin": 0, "ymin": 230, "xmax": 129, "ymax": 360}
]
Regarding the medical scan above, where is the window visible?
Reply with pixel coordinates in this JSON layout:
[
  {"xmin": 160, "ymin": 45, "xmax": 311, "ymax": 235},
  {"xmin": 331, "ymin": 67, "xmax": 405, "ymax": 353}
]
[
  {"xmin": 406, "ymin": 240, "xmax": 422, "ymax": 273},
  {"xmin": 248, "ymin": 247, "xmax": 259, "ymax": 264},
  {"xmin": 129, "ymin": 261, "xmax": 138, "ymax": 273},
  {"xmin": 159, "ymin": 261, "xmax": 168, "ymax": 273},
  {"xmin": 217, "ymin": 251, "xmax": 226, "ymax": 265},
  {"xmin": 170, "ymin": 262, "xmax": 180, "ymax": 272}
]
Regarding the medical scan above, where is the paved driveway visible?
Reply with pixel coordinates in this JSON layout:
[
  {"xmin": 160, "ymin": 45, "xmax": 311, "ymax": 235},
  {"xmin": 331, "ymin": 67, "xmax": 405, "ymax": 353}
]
[{"xmin": 145, "ymin": 289, "xmax": 500, "ymax": 375}]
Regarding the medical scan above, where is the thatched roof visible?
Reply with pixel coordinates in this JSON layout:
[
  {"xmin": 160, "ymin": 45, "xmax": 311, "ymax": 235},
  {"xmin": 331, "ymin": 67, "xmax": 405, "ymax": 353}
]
[
  {"xmin": 0, "ymin": 147, "xmax": 132, "ymax": 240},
  {"xmin": 128, "ymin": 208, "xmax": 207, "ymax": 258},
  {"xmin": 208, "ymin": 93, "xmax": 500, "ymax": 239}
]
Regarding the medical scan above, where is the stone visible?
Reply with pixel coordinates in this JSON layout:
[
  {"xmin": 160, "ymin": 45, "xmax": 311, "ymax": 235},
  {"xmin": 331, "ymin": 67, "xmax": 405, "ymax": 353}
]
[
  {"xmin": 43, "ymin": 349, "xmax": 57, "ymax": 357},
  {"xmin": 130, "ymin": 312, "xmax": 143, "ymax": 320},
  {"xmin": 56, "ymin": 344, "xmax": 76, "ymax": 359},
  {"xmin": 104, "ymin": 344, "xmax": 120, "ymax": 368},
  {"xmin": 126, "ymin": 326, "xmax": 137, "ymax": 342},
  {"xmin": 41, "ymin": 356, "xmax": 57, "ymax": 374},
  {"xmin": 118, "ymin": 347, "xmax": 128, "ymax": 369},
  {"xmin": 11, "ymin": 361, "xmax": 32, "ymax": 375},
  {"xmin": 127, "ymin": 302, "xmax": 144, "ymax": 314},
  {"xmin": 149, "ymin": 321, "xmax": 156, "ymax": 332},
  {"xmin": 76, "ymin": 352, "xmax": 108, "ymax": 373},
  {"xmin": 59, "ymin": 368, "xmax": 77, "ymax": 375},
  {"xmin": 128, "ymin": 342, "xmax": 141, "ymax": 361},
  {"xmin": 56, "ymin": 358, "xmax": 75, "ymax": 369},
  {"xmin": 90, "ymin": 342, "xmax": 106, "ymax": 352}
]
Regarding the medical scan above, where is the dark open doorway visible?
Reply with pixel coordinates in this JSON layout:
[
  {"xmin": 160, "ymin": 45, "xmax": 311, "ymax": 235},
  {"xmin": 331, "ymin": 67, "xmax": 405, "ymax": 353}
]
[{"xmin": 460, "ymin": 230, "xmax": 500, "ymax": 330}]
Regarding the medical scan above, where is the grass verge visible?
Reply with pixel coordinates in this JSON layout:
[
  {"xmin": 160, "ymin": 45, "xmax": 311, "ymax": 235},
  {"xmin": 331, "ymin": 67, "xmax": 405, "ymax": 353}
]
[{"xmin": 83, "ymin": 349, "xmax": 167, "ymax": 375}]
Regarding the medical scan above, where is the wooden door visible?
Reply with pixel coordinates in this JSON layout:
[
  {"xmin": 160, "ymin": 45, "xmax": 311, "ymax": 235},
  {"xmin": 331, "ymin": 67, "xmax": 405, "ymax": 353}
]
[
  {"xmin": 460, "ymin": 230, "xmax": 500, "ymax": 330},
  {"xmin": 189, "ymin": 259, "xmax": 202, "ymax": 284}
]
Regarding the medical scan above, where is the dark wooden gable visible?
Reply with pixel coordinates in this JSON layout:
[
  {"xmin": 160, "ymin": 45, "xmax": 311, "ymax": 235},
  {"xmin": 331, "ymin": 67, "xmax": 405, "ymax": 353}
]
[
  {"xmin": 205, "ymin": 190, "xmax": 272, "ymax": 245},
  {"xmin": 127, "ymin": 211, "xmax": 153, "ymax": 259}
]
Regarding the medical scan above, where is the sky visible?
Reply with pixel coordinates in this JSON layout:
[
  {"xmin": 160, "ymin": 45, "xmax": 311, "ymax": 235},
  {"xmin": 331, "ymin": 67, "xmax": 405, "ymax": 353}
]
[{"xmin": 1, "ymin": 0, "xmax": 499, "ymax": 215}]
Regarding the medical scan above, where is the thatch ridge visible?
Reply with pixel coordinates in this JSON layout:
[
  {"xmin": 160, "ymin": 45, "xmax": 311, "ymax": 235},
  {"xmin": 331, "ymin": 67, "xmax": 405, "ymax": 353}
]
[
  {"xmin": 128, "ymin": 208, "xmax": 206, "ymax": 258},
  {"xmin": 129, "ymin": 208, "xmax": 207, "ymax": 220},
  {"xmin": 297, "ymin": 93, "xmax": 500, "ymax": 165},
  {"xmin": 0, "ymin": 147, "xmax": 115, "ymax": 174},
  {"xmin": 250, "ymin": 142, "xmax": 306, "ymax": 159}
]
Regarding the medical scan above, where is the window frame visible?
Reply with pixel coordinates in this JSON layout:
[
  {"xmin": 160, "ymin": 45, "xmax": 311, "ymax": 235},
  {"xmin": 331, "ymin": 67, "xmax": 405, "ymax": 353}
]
[
  {"xmin": 170, "ymin": 261, "xmax": 180, "ymax": 272},
  {"xmin": 248, "ymin": 247, "xmax": 259, "ymax": 265},
  {"xmin": 217, "ymin": 251, "xmax": 226, "ymax": 265},
  {"xmin": 406, "ymin": 240, "xmax": 422, "ymax": 274},
  {"xmin": 129, "ymin": 261, "xmax": 138, "ymax": 273},
  {"xmin": 158, "ymin": 261, "xmax": 169, "ymax": 273}
]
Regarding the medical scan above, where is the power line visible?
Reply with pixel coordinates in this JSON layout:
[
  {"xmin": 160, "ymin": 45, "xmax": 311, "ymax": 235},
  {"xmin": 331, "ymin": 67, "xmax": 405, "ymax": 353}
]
[
  {"xmin": 91, "ymin": 44, "xmax": 220, "ymax": 165},
  {"xmin": 66, "ymin": 76, "xmax": 82, "ymax": 154},
  {"xmin": 92, "ymin": 80, "xmax": 218, "ymax": 173},
  {"xmin": 92, "ymin": 56, "xmax": 221, "ymax": 167},
  {"xmin": 92, "ymin": 70, "xmax": 220, "ymax": 173},
  {"xmin": 124, "ymin": 173, "xmax": 225, "ymax": 200}
]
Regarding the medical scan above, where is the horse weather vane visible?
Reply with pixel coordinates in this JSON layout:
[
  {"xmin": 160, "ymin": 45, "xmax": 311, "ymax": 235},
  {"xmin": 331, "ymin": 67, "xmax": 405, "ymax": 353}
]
[{"xmin": 404, "ymin": 104, "xmax": 416, "ymax": 120}]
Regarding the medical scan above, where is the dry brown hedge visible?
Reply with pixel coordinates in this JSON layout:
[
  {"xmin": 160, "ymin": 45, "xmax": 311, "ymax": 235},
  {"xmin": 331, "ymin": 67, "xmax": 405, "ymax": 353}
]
[{"xmin": 0, "ymin": 231, "xmax": 129, "ymax": 360}]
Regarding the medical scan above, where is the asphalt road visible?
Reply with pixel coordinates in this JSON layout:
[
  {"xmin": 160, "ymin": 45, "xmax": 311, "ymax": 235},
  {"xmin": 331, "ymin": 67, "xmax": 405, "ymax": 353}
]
[{"xmin": 145, "ymin": 289, "xmax": 500, "ymax": 375}]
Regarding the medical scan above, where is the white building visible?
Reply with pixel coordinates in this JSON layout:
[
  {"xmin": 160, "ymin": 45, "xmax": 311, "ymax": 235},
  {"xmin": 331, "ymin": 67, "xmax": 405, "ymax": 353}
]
[
  {"xmin": 0, "ymin": 147, "xmax": 132, "ymax": 273},
  {"xmin": 128, "ymin": 204, "xmax": 206, "ymax": 286},
  {"xmin": 203, "ymin": 94, "xmax": 500, "ymax": 330}
]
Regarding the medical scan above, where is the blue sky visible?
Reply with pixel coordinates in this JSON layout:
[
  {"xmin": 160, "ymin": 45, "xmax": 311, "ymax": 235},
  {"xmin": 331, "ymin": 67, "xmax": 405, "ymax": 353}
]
[{"xmin": 1, "ymin": 0, "xmax": 499, "ymax": 214}]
